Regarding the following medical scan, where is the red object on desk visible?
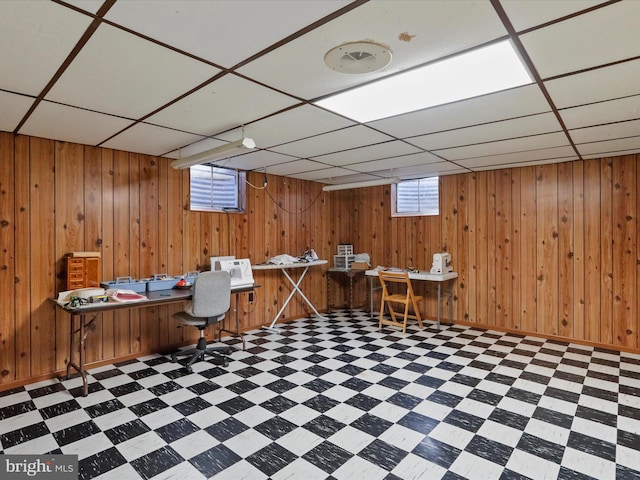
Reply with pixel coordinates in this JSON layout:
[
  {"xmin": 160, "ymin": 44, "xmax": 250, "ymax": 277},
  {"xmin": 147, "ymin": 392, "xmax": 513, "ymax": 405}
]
[{"xmin": 108, "ymin": 290, "xmax": 146, "ymax": 302}]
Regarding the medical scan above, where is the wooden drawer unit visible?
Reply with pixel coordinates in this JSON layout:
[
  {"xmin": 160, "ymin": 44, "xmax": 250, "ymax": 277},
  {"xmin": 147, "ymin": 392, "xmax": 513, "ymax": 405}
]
[{"xmin": 65, "ymin": 252, "xmax": 101, "ymax": 290}]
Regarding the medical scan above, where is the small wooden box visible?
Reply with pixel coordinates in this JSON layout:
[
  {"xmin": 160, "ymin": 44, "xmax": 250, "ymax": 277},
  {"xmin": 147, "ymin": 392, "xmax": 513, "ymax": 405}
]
[
  {"xmin": 351, "ymin": 262, "xmax": 369, "ymax": 270},
  {"xmin": 66, "ymin": 252, "xmax": 101, "ymax": 290}
]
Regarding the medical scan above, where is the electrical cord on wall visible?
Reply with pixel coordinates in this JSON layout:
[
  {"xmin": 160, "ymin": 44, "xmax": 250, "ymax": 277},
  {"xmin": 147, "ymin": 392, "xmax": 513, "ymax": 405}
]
[
  {"xmin": 222, "ymin": 209, "xmax": 234, "ymax": 257},
  {"xmin": 245, "ymin": 173, "xmax": 324, "ymax": 215},
  {"xmin": 242, "ymin": 289, "xmax": 259, "ymax": 316},
  {"xmin": 245, "ymin": 174, "xmax": 268, "ymax": 190}
]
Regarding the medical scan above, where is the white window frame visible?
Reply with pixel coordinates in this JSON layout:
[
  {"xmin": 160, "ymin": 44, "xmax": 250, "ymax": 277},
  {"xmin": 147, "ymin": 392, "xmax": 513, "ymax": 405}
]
[
  {"xmin": 189, "ymin": 164, "xmax": 246, "ymax": 213},
  {"xmin": 391, "ymin": 176, "xmax": 440, "ymax": 217}
]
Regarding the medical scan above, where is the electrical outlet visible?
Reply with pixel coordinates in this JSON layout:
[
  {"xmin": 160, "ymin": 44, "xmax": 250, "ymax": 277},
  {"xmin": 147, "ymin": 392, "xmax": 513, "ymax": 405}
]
[{"xmin": 248, "ymin": 292, "xmax": 254, "ymax": 303}]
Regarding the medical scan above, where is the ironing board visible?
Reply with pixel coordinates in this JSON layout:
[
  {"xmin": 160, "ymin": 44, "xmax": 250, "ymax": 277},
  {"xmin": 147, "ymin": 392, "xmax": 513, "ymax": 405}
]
[{"xmin": 252, "ymin": 260, "xmax": 328, "ymax": 332}]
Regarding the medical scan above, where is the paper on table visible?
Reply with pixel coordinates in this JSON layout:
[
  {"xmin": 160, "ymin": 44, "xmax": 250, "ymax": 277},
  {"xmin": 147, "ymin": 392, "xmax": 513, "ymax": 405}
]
[
  {"xmin": 374, "ymin": 266, "xmax": 404, "ymax": 272},
  {"xmin": 57, "ymin": 290, "xmax": 74, "ymax": 305}
]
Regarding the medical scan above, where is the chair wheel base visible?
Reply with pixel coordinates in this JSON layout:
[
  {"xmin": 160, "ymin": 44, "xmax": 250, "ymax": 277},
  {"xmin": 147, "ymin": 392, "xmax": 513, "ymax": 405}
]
[{"xmin": 171, "ymin": 346, "xmax": 230, "ymax": 373}]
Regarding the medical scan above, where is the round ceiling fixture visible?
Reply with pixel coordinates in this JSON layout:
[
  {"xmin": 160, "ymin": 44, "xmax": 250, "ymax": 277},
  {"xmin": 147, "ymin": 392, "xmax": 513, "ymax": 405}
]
[{"xmin": 324, "ymin": 41, "xmax": 392, "ymax": 74}]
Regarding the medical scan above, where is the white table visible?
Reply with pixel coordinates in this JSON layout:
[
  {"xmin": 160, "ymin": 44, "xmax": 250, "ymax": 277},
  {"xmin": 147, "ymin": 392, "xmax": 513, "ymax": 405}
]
[
  {"xmin": 365, "ymin": 269, "xmax": 458, "ymax": 329},
  {"xmin": 253, "ymin": 260, "xmax": 328, "ymax": 331}
]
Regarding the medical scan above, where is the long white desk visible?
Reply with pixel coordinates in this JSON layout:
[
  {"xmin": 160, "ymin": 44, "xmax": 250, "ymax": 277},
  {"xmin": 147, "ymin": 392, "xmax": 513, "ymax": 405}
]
[
  {"xmin": 253, "ymin": 260, "xmax": 328, "ymax": 331},
  {"xmin": 365, "ymin": 269, "xmax": 458, "ymax": 329}
]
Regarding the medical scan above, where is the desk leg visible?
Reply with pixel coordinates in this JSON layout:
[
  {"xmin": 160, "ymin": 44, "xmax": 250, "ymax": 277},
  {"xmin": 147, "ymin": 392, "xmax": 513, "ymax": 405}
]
[
  {"xmin": 448, "ymin": 280, "xmax": 454, "ymax": 326},
  {"xmin": 218, "ymin": 293, "xmax": 246, "ymax": 350},
  {"xmin": 435, "ymin": 281, "xmax": 454, "ymax": 329},
  {"xmin": 327, "ymin": 273, "xmax": 332, "ymax": 314},
  {"xmin": 67, "ymin": 313, "xmax": 89, "ymax": 397},
  {"xmin": 66, "ymin": 316, "xmax": 74, "ymax": 380},
  {"xmin": 369, "ymin": 277, "xmax": 374, "ymax": 318},
  {"xmin": 348, "ymin": 273, "xmax": 354, "ymax": 315},
  {"xmin": 437, "ymin": 283, "xmax": 441, "ymax": 330},
  {"xmin": 368, "ymin": 277, "xmax": 384, "ymax": 319}
]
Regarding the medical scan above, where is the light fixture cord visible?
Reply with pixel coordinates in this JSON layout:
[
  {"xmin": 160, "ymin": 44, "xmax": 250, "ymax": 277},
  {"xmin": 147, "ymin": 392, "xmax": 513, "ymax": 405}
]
[
  {"xmin": 263, "ymin": 186, "xmax": 324, "ymax": 215},
  {"xmin": 244, "ymin": 176, "xmax": 325, "ymax": 214}
]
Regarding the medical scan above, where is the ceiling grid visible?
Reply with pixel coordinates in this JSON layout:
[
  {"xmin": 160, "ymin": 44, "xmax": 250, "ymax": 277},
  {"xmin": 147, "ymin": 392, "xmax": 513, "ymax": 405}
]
[{"xmin": 1, "ymin": 0, "xmax": 638, "ymax": 185}]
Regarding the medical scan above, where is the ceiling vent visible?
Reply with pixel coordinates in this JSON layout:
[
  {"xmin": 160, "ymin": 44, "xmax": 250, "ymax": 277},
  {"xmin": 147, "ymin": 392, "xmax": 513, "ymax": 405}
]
[{"xmin": 324, "ymin": 41, "xmax": 392, "ymax": 74}]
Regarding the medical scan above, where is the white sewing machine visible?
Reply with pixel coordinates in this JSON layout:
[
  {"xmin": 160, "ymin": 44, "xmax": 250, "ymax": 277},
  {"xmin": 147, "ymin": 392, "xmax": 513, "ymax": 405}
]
[
  {"xmin": 431, "ymin": 252, "xmax": 453, "ymax": 274},
  {"xmin": 211, "ymin": 256, "xmax": 235, "ymax": 270},
  {"xmin": 215, "ymin": 258, "xmax": 255, "ymax": 288}
]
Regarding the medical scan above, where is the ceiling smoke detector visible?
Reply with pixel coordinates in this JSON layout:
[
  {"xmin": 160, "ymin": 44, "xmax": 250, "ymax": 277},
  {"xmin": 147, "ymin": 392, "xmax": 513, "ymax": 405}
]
[{"xmin": 324, "ymin": 41, "xmax": 392, "ymax": 74}]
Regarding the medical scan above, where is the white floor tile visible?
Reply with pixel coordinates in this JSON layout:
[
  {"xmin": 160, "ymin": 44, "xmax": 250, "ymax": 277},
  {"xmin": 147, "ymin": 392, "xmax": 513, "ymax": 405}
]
[
  {"xmin": 561, "ymin": 446, "xmax": 616, "ymax": 479},
  {"xmin": 450, "ymin": 451, "xmax": 505, "ymax": 480}
]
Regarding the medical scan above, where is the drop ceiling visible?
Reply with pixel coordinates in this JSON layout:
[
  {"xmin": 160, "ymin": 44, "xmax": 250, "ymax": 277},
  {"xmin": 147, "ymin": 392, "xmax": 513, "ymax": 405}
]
[{"xmin": 1, "ymin": 0, "xmax": 639, "ymax": 185}]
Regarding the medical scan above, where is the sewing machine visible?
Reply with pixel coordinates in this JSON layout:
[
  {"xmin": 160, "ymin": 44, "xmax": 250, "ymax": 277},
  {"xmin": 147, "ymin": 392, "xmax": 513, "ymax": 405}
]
[
  {"xmin": 430, "ymin": 252, "xmax": 453, "ymax": 274},
  {"xmin": 216, "ymin": 258, "xmax": 255, "ymax": 288},
  {"xmin": 211, "ymin": 256, "xmax": 235, "ymax": 270}
]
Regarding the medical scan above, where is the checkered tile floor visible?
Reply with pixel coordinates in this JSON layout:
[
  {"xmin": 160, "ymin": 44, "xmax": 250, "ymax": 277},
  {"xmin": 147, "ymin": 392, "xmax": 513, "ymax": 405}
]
[{"xmin": 2, "ymin": 310, "xmax": 640, "ymax": 480}]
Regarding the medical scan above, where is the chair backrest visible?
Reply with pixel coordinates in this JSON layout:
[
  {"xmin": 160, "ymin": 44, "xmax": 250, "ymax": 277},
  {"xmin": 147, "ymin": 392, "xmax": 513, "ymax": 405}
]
[
  {"xmin": 378, "ymin": 270, "xmax": 415, "ymax": 300},
  {"xmin": 190, "ymin": 270, "xmax": 231, "ymax": 318}
]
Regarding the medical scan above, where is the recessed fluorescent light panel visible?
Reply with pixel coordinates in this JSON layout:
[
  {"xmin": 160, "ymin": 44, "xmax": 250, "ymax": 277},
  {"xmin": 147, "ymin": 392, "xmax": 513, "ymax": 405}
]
[{"xmin": 316, "ymin": 40, "xmax": 532, "ymax": 123}]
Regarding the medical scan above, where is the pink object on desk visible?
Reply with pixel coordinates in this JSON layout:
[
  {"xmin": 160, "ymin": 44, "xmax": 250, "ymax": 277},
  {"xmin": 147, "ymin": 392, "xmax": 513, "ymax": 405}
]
[{"xmin": 107, "ymin": 289, "xmax": 147, "ymax": 302}]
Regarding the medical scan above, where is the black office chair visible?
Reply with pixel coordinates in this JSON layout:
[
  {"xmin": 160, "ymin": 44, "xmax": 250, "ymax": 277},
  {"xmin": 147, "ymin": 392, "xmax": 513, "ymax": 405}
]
[{"xmin": 171, "ymin": 270, "xmax": 232, "ymax": 372}]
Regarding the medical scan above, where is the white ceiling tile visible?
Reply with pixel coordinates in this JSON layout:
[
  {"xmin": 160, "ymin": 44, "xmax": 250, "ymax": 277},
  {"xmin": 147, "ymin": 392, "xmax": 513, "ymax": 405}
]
[
  {"xmin": 45, "ymin": 24, "xmax": 220, "ymax": 118},
  {"xmin": 346, "ymin": 152, "xmax": 443, "ymax": 173},
  {"xmin": 166, "ymin": 136, "xmax": 234, "ymax": 160},
  {"xmin": 20, "ymin": 102, "xmax": 134, "ymax": 146},
  {"xmin": 384, "ymin": 162, "xmax": 468, "ymax": 178},
  {"xmin": 0, "ymin": 2, "xmax": 92, "ymax": 95},
  {"xmin": 146, "ymin": 74, "xmax": 299, "ymax": 135},
  {"xmin": 311, "ymin": 140, "xmax": 422, "ymax": 166},
  {"xmin": 520, "ymin": 2, "xmax": 640, "ymax": 78},
  {"xmin": 435, "ymin": 132, "xmax": 570, "ymax": 161},
  {"xmin": 290, "ymin": 167, "xmax": 357, "ymax": 181},
  {"xmin": 501, "ymin": 0, "xmax": 609, "ymax": 31},
  {"xmin": 215, "ymin": 105, "xmax": 356, "ymax": 149},
  {"xmin": 263, "ymin": 160, "xmax": 328, "ymax": 176},
  {"xmin": 408, "ymin": 113, "xmax": 562, "ymax": 151},
  {"xmin": 270, "ymin": 126, "xmax": 393, "ymax": 158},
  {"xmin": 212, "ymin": 150, "xmax": 296, "ymax": 172},
  {"xmin": 559, "ymin": 95, "xmax": 640, "ymax": 130},
  {"xmin": 368, "ymin": 85, "xmax": 550, "ymax": 138},
  {"xmin": 104, "ymin": 0, "xmax": 351, "ymax": 67},
  {"xmin": 472, "ymin": 157, "xmax": 577, "ymax": 171},
  {"xmin": 4, "ymin": 1, "xmax": 640, "ymax": 181},
  {"xmin": 238, "ymin": 0, "xmax": 506, "ymax": 99},
  {"xmin": 101, "ymin": 123, "xmax": 204, "ymax": 156},
  {"xmin": 545, "ymin": 59, "xmax": 640, "ymax": 109},
  {"xmin": 581, "ymin": 149, "xmax": 640, "ymax": 160},
  {"xmin": 576, "ymin": 136, "xmax": 640, "ymax": 156},
  {"xmin": 456, "ymin": 146, "xmax": 577, "ymax": 168},
  {"xmin": 63, "ymin": 1, "xmax": 103, "ymax": 14},
  {"xmin": 314, "ymin": 172, "xmax": 397, "ymax": 185},
  {"xmin": 0, "ymin": 92, "xmax": 34, "ymax": 132},
  {"xmin": 569, "ymin": 119, "xmax": 640, "ymax": 145}
]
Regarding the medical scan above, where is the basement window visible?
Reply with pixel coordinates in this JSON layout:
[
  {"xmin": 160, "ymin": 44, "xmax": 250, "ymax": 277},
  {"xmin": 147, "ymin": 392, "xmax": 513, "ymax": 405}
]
[
  {"xmin": 190, "ymin": 165, "xmax": 246, "ymax": 212},
  {"xmin": 392, "ymin": 177, "xmax": 439, "ymax": 217}
]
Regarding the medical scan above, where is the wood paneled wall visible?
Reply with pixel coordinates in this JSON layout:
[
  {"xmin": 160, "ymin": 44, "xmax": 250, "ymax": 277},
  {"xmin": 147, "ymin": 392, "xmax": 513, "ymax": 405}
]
[
  {"xmin": 2, "ymin": 130, "xmax": 639, "ymax": 389},
  {"xmin": 331, "ymin": 156, "xmax": 639, "ymax": 351},
  {"xmin": 0, "ymin": 133, "xmax": 330, "ymax": 387}
]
